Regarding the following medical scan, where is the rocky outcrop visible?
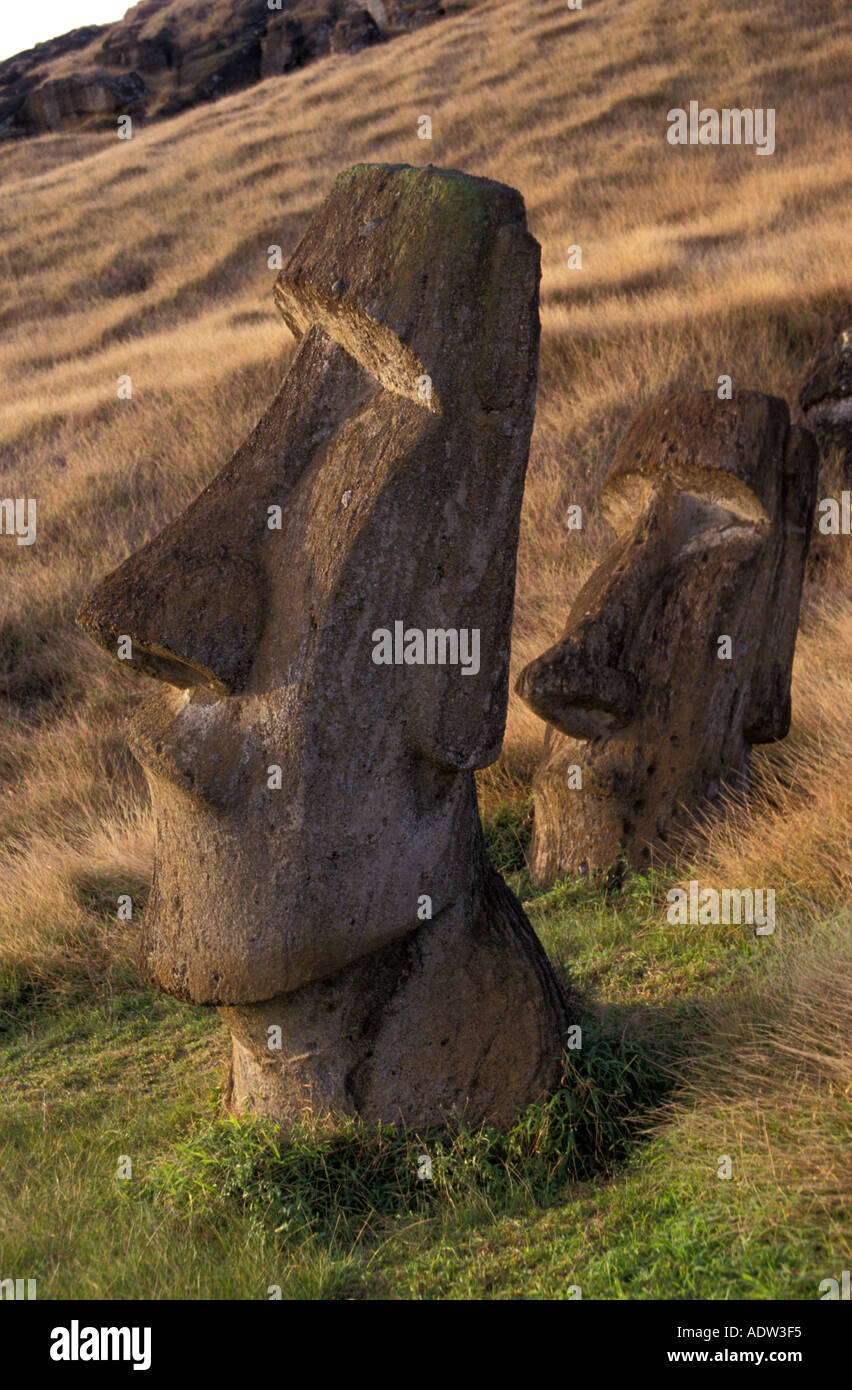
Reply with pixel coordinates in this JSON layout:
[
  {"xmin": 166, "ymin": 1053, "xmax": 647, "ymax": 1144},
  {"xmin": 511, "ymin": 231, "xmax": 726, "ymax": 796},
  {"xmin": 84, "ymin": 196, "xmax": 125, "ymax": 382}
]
[
  {"xmin": 0, "ymin": 0, "xmax": 451, "ymax": 139},
  {"xmin": 329, "ymin": 9, "xmax": 384, "ymax": 55},
  {"xmin": 0, "ymin": 26, "xmax": 109, "ymax": 136},
  {"xmin": 16, "ymin": 73, "xmax": 148, "ymax": 135}
]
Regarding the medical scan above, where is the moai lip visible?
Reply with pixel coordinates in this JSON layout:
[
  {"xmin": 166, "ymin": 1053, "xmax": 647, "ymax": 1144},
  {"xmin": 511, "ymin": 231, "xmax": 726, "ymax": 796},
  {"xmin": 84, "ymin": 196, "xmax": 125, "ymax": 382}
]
[
  {"xmin": 77, "ymin": 163, "xmax": 568, "ymax": 1130},
  {"xmin": 799, "ymin": 324, "xmax": 852, "ymax": 476},
  {"xmin": 516, "ymin": 389, "xmax": 818, "ymax": 886}
]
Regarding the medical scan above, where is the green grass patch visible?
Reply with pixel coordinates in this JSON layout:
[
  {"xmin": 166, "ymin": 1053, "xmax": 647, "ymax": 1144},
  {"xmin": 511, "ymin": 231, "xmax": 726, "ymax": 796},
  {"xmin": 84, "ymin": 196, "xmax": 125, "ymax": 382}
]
[
  {"xmin": 0, "ymin": 858, "xmax": 847, "ymax": 1298},
  {"xmin": 141, "ymin": 1023, "xmax": 670, "ymax": 1244}
]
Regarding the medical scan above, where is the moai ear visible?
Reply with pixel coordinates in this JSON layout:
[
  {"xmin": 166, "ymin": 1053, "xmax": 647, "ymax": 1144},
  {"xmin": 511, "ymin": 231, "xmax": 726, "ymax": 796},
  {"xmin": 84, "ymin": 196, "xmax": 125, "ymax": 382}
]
[
  {"xmin": 275, "ymin": 163, "xmax": 542, "ymax": 770},
  {"xmin": 743, "ymin": 422, "xmax": 819, "ymax": 742}
]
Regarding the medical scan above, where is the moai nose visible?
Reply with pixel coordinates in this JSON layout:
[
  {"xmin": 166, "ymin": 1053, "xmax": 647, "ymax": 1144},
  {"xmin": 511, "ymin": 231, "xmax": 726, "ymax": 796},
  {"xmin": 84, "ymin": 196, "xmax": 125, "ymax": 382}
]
[
  {"xmin": 76, "ymin": 470, "xmax": 266, "ymax": 694},
  {"xmin": 516, "ymin": 630, "xmax": 639, "ymax": 740},
  {"xmin": 516, "ymin": 530, "xmax": 644, "ymax": 740}
]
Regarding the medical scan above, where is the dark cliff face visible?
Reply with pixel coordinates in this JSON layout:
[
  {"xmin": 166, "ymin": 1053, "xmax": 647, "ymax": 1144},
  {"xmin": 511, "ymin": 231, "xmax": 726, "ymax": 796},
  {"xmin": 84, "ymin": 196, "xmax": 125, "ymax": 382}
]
[
  {"xmin": 0, "ymin": 0, "xmax": 447, "ymax": 139},
  {"xmin": 0, "ymin": 26, "xmax": 112, "ymax": 136}
]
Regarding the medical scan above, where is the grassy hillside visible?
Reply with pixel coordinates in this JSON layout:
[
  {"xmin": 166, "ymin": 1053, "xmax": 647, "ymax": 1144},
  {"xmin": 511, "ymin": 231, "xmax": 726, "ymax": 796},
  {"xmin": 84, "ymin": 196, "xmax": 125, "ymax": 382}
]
[{"xmin": 0, "ymin": 0, "xmax": 850, "ymax": 1298}]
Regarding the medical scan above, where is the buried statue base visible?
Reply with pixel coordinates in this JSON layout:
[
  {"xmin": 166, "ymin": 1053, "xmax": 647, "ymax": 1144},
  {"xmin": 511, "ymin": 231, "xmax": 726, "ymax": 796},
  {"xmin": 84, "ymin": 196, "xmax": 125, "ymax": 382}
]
[{"xmin": 221, "ymin": 840, "xmax": 568, "ymax": 1131}]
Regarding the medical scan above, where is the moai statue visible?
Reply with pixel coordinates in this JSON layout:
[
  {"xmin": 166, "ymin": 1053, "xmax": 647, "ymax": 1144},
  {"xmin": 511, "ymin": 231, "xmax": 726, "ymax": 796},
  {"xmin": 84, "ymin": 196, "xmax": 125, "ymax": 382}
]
[
  {"xmin": 516, "ymin": 390, "xmax": 818, "ymax": 886},
  {"xmin": 77, "ymin": 163, "xmax": 568, "ymax": 1130},
  {"xmin": 799, "ymin": 323, "xmax": 852, "ymax": 477}
]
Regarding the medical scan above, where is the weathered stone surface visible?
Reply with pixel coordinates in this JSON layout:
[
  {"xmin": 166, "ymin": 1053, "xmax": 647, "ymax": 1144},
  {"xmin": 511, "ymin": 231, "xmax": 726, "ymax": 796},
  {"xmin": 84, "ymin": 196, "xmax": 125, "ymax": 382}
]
[
  {"xmin": 516, "ymin": 390, "xmax": 818, "ymax": 885},
  {"xmin": 78, "ymin": 163, "xmax": 568, "ymax": 1130},
  {"xmin": 799, "ymin": 323, "xmax": 852, "ymax": 476},
  {"xmin": 260, "ymin": 16, "xmax": 310, "ymax": 77},
  {"xmin": 383, "ymin": 0, "xmax": 445, "ymax": 29},
  {"xmin": 99, "ymin": 27, "xmax": 179, "ymax": 75},
  {"xmin": 329, "ymin": 10, "xmax": 384, "ymax": 54},
  {"xmin": 221, "ymin": 844, "xmax": 567, "ymax": 1129},
  {"xmin": 17, "ymin": 72, "xmax": 149, "ymax": 135}
]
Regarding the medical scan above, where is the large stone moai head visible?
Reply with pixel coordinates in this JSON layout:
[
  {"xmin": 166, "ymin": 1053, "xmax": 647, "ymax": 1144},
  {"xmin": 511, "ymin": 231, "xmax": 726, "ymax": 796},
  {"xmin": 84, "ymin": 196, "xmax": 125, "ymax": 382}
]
[
  {"xmin": 799, "ymin": 323, "xmax": 852, "ymax": 477},
  {"xmin": 516, "ymin": 390, "xmax": 818, "ymax": 886},
  {"xmin": 77, "ymin": 163, "xmax": 568, "ymax": 1130}
]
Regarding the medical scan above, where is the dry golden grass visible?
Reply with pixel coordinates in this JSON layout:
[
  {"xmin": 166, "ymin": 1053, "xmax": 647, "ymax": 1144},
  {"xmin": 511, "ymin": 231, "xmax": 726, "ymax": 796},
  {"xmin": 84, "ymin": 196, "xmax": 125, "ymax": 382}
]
[
  {"xmin": 0, "ymin": 0, "xmax": 850, "ymax": 1014},
  {"xmin": 669, "ymin": 913, "xmax": 852, "ymax": 1239}
]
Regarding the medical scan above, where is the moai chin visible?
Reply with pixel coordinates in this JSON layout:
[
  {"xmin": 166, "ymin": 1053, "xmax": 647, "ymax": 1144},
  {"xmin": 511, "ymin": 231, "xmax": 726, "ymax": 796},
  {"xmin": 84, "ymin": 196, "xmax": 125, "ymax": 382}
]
[
  {"xmin": 77, "ymin": 163, "xmax": 568, "ymax": 1130},
  {"xmin": 516, "ymin": 389, "xmax": 818, "ymax": 886}
]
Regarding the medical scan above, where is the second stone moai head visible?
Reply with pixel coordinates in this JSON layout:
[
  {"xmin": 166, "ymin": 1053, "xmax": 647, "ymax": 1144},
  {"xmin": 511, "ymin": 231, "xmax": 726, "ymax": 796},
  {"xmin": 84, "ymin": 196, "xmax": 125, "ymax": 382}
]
[{"xmin": 516, "ymin": 390, "xmax": 818, "ymax": 885}]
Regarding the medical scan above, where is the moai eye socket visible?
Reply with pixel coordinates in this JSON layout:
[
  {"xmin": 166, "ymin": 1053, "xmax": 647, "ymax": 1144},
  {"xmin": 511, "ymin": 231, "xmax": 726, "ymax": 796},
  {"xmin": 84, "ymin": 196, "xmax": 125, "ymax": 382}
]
[{"xmin": 671, "ymin": 493, "xmax": 767, "ymax": 558}]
